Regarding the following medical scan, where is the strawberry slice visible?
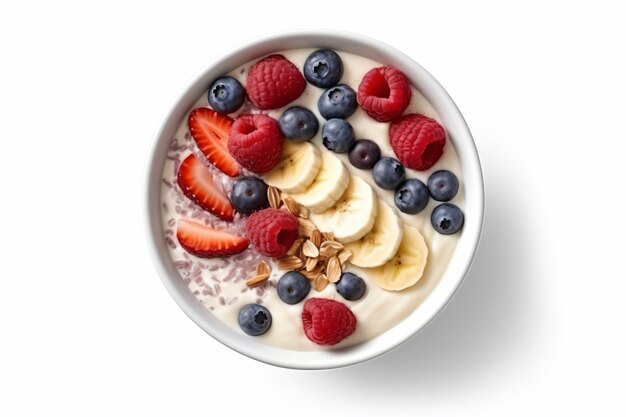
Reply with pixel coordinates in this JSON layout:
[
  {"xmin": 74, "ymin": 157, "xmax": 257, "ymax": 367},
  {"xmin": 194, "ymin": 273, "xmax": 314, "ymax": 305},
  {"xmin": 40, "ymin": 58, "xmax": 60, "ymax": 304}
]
[
  {"xmin": 176, "ymin": 218, "xmax": 249, "ymax": 257},
  {"xmin": 177, "ymin": 153, "xmax": 234, "ymax": 221},
  {"xmin": 188, "ymin": 107, "xmax": 241, "ymax": 177}
]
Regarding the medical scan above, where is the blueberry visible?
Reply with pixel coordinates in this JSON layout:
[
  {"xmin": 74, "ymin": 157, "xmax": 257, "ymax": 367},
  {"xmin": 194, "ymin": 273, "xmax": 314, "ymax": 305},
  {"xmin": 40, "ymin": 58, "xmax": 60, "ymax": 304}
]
[
  {"xmin": 238, "ymin": 303, "xmax": 272, "ymax": 336},
  {"xmin": 431, "ymin": 203, "xmax": 464, "ymax": 235},
  {"xmin": 322, "ymin": 119, "xmax": 355, "ymax": 153},
  {"xmin": 303, "ymin": 49, "xmax": 343, "ymax": 88},
  {"xmin": 336, "ymin": 272, "xmax": 366, "ymax": 301},
  {"xmin": 395, "ymin": 179, "xmax": 429, "ymax": 214},
  {"xmin": 230, "ymin": 176, "xmax": 269, "ymax": 215},
  {"xmin": 277, "ymin": 271, "xmax": 311, "ymax": 305},
  {"xmin": 348, "ymin": 139, "xmax": 381, "ymax": 169},
  {"xmin": 372, "ymin": 157, "xmax": 406, "ymax": 190},
  {"xmin": 278, "ymin": 106, "xmax": 319, "ymax": 141},
  {"xmin": 318, "ymin": 84, "xmax": 357, "ymax": 120},
  {"xmin": 207, "ymin": 76, "xmax": 245, "ymax": 114},
  {"xmin": 427, "ymin": 170, "xmax": 459, "ymax": 202}
]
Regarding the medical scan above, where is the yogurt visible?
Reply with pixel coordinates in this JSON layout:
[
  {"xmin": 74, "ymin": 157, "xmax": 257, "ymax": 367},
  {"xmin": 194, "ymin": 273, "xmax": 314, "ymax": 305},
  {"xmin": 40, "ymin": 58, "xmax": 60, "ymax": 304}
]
[{"xmin": 160, "ymin": 49, "xmax": 463, "ymax": 351}]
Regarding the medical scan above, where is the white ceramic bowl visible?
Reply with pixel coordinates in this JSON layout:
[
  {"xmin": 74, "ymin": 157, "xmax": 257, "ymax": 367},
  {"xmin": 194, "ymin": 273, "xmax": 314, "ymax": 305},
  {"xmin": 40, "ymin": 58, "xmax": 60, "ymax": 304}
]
[{"xmin": 146, "ymin": 30, "xmax": 484, "ymax": 369}]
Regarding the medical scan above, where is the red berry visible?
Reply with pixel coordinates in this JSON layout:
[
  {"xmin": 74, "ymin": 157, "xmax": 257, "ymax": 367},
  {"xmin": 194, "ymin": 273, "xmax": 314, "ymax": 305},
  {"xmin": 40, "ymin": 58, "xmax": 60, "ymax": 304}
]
[
  {"xmin": 228, "ymin": 114, "xmax": 283, "ymax": 173},
  {"xmin": 389, "ymin": 113, "xmax": 446, "ymax": 171},
  {"xmin": 357, "ymin": 66, "xmax": 411, "ymax": 122},
  {"xmin": 245, "ymin": 208, "xmax": 299, "ymax": 258},
  {"xmin": 302, "ymin": 298, "xmax": 357, "ymax": 346},
  {"xmin": 177, "ymin": 153, "xmax": 234, "ymax": 221},
  {"xmin": 246, "ymin": 55, "xmax": 306, "ymax": 110},
  {"xmin": 188, "ymin": 108, "xmax": 241, "ymax": 177},
  {"xmin": 176, "ymin": 218, "xmax": 248, "ymax": 258}
]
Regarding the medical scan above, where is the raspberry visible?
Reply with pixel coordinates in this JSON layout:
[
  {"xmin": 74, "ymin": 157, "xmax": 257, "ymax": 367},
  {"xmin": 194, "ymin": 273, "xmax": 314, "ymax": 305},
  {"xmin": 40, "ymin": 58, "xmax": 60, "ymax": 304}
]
[
  {"xmin": 357, "ymin": 66, "xmax": 411, "ymax": 122},
  {"xmin": 228, "ymin": 114, "xmax": 283, "ymax": 173},
  {"xmin": 389, "ymin": 113, "xmax": 446, "ymax": 171},
  {"xmin": 246, "ymin": 55, "xmax": 306, "ymax": 110},
  {"xmin": 302, "ymin": 298, "xmax": 356, "ymax": 346},
  {"xmin": 245, "ymin": 208, "xmax": 299, "ymax": 258}
]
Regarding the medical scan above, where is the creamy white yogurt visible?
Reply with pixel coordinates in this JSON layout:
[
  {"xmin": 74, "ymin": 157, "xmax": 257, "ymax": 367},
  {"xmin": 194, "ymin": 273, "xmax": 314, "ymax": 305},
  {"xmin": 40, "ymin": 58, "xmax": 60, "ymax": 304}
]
[{"xmin": 160, "ymin": 49, "xmax": 463, "ymax": 351}]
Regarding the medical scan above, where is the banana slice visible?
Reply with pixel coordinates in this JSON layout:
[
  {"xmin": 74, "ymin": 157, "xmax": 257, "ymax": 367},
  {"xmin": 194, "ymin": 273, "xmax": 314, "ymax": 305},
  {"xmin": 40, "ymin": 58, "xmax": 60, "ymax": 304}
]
[
  {"xmin": 288, "ymin": 151, "xmax": 350, "ymax": 213},
  {"xmin": 309, "ymin": 175, "xmax": 377, "ymax": 243},
  {"xmin": 344, "ymin": 200, "xmax": 403, "ymax": 268},
  {"xmin": 364, "ymin": 225, "xmax": 428, "ymax": 291},
  {"xmin": 263, "ymin": 141, "xmax": 321, "ymax": 194}
]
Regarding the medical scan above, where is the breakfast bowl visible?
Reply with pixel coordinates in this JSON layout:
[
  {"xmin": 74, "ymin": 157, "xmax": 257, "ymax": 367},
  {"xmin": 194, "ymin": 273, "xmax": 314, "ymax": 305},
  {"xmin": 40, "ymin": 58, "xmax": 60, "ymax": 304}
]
[{"xmin": 146, "ymin": 30, "xmax": 484, "ymax": 369}]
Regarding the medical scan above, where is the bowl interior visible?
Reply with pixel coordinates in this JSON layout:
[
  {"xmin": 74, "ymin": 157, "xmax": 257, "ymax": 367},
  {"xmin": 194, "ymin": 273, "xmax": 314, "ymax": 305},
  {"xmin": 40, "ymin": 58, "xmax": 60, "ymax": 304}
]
[{"xmin": 146, "ymin": 30, "xmax": 484, "ymax": 369}]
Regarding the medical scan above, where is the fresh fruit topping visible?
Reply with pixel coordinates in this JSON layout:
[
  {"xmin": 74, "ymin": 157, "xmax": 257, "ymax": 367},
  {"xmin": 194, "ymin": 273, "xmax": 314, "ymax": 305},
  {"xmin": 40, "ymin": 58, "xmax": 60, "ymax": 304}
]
[
  {"xmin": 177, "ymin": 153, "xmax": 235, "ymax": 220},
  {"xmin": 262, "ymin": 141, "xmax": 321, "ymax": 194},
  {"xmin": 279, "ymin": 106, "xmax": 319, "ymax": 141},
  {"xmin": 290, "ymin": 151, "xmax": 350, "ymax": 214},
  {"xmin": 309, "ymin": 175, "xmax": 378, "ymax": 243},
  {"xmin": 238, "ymin": 303, "xmax": 272, "ymax": 336},
  {"xmin": 303, "ymin": 49, "xmax": 343, "ymax": 88},
  {"xmin": 302, "ymin": 298, "xmax": 357, "ymax": 345},
  {"xmin": 188, "ymin": 108, "xmax": 241, "ymax": 177},
  {"xmin": 357, "ymin": 66, "xmax": 411, "ymax": 122},
  {"xmin": 207, "ymin": 76, "xmax": 246, "ymax": 114},
  {"xmin": 344, "ymin": 199, "xmax": 403, "ymax": 268},
  {"xmin": 246, "ymin": 208, "xmax": 300, "ymax": 257},
  {"xmin": 317, "ymin": 84, "xmax": 357, "ymax": 120},
  {"xmin": 176, "ymin": 218, "xmax": 248, "ymax": 258},
  {"xmin": 228, "ymin": 114, "xmax": 283, "ymax": 174},
  {"xmin": 431, "ymin": 203, "xmax": 464, "ymax": 235},
  {"xmin": 348, "ymin": 139, "xmax": 381, "ymax": 170},
  {"xmin": 389, "ymin": 113, "xmax": 446, "ymax": 171},
  {"xmin": 395, "ymin": 179, "xmax": 429, "ymax": 214},
  {"xmin": 372, "ymin": 157, "xmax": 405, "ymax": 190},
  {"xmin": 277, "ymin": 271, "xmax": 311, "ymax": 305},
  {"xmin": 230, "ymin": 176, "xmax": 269, "ymax": 215},
  {"xmin": 322, "ymin": 119, "xmax": 355, "ymax": 153},
  {"xmin": 245, "ymin": 54, "xmax": 306, "ymax": 110},
  {"xmin": 427, "ymin": 170, "xmax": 459, "ymax": 202},
  {"xmin": 364, "ymin": 224, "xmax": 428, "ymax": 291},
  {"xmin": 335, "ymin": 272, "xmax": 366, "ymax": 301}
]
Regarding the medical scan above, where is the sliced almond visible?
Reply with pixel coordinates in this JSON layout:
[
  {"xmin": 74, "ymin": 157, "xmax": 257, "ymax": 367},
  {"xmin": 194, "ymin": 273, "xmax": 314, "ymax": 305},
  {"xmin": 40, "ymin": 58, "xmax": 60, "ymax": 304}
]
[
  {"xmin": 318, "ymin": 247, "xmax": 338, "ymax": 258},
  {"xmin": 246, "ymin": 273, "xmax": 270, "ymax": 288},
  {"xmin": 286, "ymin": 238, "xmax": 304, "ymax": 256},
  {"xmin": 299, "ymin": 206, "xmax": 309, "ymax": 219},
  {"xmin": 277, "ymin": 256, "xmax": 304, "ymax": 271},
  {"xmin": 322, "ymin": 231, "xmax": 335, "ymax": 242},
  {"xmin": 326, "ymin": 256, "xmax": 341, "ymax": 283},
  {"xmin": 305, "ymin": 256, "xmax": 319, "ymax": 272},
  {"xmin": 298, "ymin": 247, "xmax": 308, "ymax": 265},
  {"xmin": 283, "ymin": 196, "xmax": 301, "ymax": 216},
  {"xmin": 338, "ymin": 249, "xmax": 352, "ymax": 265},
  {"xmin": 319, "ymin": 240, "xmax": 344, "ymax": 258},
  {"xmin": 302, "ymin": 239, "xmax": 320, "ymax": 258},
  {"xmin": 298, "ymin": 218, "xmax": 316, "ymax": 237},
  {"xmin": 310, "ymin": 229, "xmax": 322, "ymax": 248},
  {"xmin": 314, "ymin": 274, "xmax": 330, "ymax": 291},
  {"xmin": 301, "ymin": 265, "xmax": 324, "ymax": 280},
  {"xmin": 256, "ymin": 261, "xmax": 271, "ymax": 276},
  {"xmin": 268, "ymin": 186, "xmax": 281, "ymax": 209}
]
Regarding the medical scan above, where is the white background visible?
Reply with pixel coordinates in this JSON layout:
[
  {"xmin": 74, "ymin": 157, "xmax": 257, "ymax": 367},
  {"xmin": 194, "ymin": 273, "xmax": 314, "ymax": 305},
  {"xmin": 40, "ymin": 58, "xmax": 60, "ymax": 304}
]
[{"xmin": 1, "ymin": 0, "xmax": 625, "ymax": 415}]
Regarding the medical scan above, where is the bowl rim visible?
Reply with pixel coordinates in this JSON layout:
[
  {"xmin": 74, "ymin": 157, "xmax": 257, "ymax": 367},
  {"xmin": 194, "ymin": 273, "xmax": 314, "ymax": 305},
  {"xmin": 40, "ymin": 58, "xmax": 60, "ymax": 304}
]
[{"xmin": 146, "ymin": 29, "xmax": 484, "ymax": 370}]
